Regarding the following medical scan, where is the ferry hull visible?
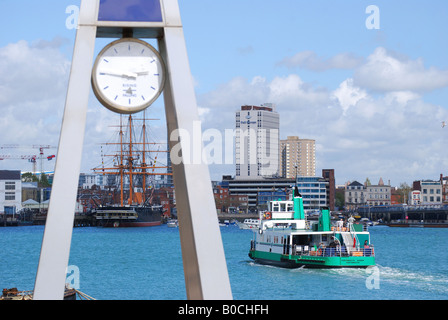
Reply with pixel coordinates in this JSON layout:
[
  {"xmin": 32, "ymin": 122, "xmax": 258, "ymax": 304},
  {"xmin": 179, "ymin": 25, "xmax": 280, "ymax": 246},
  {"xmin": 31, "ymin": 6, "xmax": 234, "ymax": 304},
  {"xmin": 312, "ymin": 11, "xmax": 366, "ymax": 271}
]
[{"xmin": 249, "ymin": 250, "xmax": 375, "ymax": 269}]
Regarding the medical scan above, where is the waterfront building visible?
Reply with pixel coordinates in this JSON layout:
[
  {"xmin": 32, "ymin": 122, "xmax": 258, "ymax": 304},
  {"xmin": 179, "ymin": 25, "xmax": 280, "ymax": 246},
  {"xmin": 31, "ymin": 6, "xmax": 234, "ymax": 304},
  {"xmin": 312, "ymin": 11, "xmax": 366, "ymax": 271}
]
[
  {"xmin": 279, "ymin": 136, "xmax": 316, "ymax": 178},
  {"xmin": 235, "ymin": 104, "xmax": 279, "ymax": 180},
  {"xmin": 295, "ymin": 176, "xmax": 329, "ymax": 211},
  {"xmin": 224, "ymin": 176, "xmax": 294, "ymax": 212},
  {"xmin": 365, "ymin": 178, "xmax": 391, "ymax": 206},
  {"xmin": 391, "ymin": 188, "xmax": 402, "ymax": 205},
  {"xmin": 213, "ymin": 183, "xmax": 248, "ymax": 213},
  {"xmin": 409, "ymin": 190, "xmax": 422, "ymax": 205},
  {"xmin": 322, "ymin": 169, "xmax": 335, "ymax": 211},
  {"xmin": 0, "ymin": 170, "xmax": 22, "ymax": 214},
  {"xmin": 345, "ymin": 181, "xmax": 365, "ymax": 210},
  {"xmin": 213, "ymin": 184, "xmax": 229, "ymax": 213},
  {"xmin": 78, "ymin": 173, "xmax": 116, "ymax": 190},
  {"xmin": 413, "ymin": 179, "xmax": 443, "ymax": 204},
  {"xmin": 440, "ymin": 174, "xmax": 448, "ymax": 204},
  {"xmin": 78, "ymin": 173, "xmax": 98, "ymax": 189},
  {"xmin": 228, "ymin": 194, "xmax": 249, "ymax": 213},
  {"xmin": 224, "ymin": 174, "xmax": 330, "ymax": 212},
  {"xmin": 77, "ymin": 192, "xmax": 101, "ymax": 211},
  {"xmin": 22, "ymin": 182, "xmax": 39, "ymax": 203},
  {"xmin": 345, "ymin": 178, "xmax": 392, "ymax": 210}
]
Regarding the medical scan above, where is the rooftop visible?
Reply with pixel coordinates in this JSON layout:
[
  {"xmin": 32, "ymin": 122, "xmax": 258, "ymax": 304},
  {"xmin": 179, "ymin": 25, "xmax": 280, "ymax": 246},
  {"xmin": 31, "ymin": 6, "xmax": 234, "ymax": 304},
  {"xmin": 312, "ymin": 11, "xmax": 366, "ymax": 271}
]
[{"xmin": 0, "ymin": 170, "xmax": 21, "ymax": 180}]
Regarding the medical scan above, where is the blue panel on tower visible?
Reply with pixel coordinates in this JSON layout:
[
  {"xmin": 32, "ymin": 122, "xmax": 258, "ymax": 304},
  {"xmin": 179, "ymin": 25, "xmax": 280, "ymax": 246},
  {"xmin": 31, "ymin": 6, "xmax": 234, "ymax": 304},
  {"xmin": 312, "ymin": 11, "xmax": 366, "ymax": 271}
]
[{"xmin": 98, "ymin": 0, "xmax": 163, "ymax": 22}]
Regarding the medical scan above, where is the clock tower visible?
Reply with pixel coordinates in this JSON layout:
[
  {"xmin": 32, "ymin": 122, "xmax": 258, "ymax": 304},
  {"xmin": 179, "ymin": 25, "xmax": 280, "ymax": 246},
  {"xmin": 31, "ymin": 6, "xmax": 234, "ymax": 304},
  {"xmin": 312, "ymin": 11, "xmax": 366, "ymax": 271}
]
[{"xmin": 34, "ymin": 0, "xmax": 232, "ymax": 300}]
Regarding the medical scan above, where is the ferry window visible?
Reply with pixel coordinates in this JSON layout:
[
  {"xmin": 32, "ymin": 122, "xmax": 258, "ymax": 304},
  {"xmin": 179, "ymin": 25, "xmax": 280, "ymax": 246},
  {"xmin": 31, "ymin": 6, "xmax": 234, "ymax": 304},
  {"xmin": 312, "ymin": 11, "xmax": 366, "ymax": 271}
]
[
  {"xmin": 287, "ymin": 203, "xmax": 293, "ymax": 211},
  {"xmin": 280, "ymin": 203, "xmax": 286, "ymax": 211},
  {"xmin": 293, "ymin": 235, "xmax": 309, "ymax": 245},
  {"xmin": 272, "ymin": 203, "xmax": 279, "ymax": 212}
]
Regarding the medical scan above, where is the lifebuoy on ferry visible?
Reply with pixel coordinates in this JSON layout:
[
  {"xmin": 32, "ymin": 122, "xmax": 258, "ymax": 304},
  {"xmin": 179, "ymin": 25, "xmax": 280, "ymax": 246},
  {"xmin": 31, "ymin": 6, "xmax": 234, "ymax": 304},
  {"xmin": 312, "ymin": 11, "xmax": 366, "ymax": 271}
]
[
  {"xmin": 317, "ymin": 248, "xmax": 322, "ymax": 256},
  {"xmin": 113, "ymin": 221, "xmax": 119, "ymax": 228},
  {"xmin": 265, "ymin": 212, "xmax": 272, "ymax": 220}
]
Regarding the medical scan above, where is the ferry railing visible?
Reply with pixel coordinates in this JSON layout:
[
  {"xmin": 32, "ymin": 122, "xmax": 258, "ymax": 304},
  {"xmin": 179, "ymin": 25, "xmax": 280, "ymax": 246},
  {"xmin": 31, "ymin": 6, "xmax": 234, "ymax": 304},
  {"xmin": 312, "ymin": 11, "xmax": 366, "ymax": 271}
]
[
  {"xmin": 292, "ymin": 245, "xmax": 375, "ymax": 258},
  {"xmin": 250, "ymin": 240, "xmax": 255, "ymax": 251}
]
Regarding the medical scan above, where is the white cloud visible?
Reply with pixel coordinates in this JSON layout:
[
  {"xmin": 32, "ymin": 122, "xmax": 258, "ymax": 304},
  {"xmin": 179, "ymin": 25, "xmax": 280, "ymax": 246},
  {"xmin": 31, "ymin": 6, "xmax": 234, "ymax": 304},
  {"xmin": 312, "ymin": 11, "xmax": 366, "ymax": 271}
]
[
  {"xmin": 332, "ymin": 79, "xmax": 368, "ymax": 115},
  {"xmin": 269, "ymin": 74, "xmax": 330, "ymax": 107},
  {"xmin": 353, "ymin": 47, "xmax": 448, "ymax": 92},
  {"xmin": 0, "ymin": 40, "xmax": 70, "ymax": 167},
  {"xmin": 0, "ymin": 40, "xmax": 121, "ymax": 174},
  {"xmin": 196, "ymin": 67, "xmax": 448, "ymax": 185},
  {"xmin": 278, "ymin": 51, "xmax": 364, "ymax": 71},
  {"xmin": 2, "ymin": 40, "xmax": 447, "ymax": 186},
  {"xmin": 0, "ymin": 40, "xmax": 70, "ymax": 106}
]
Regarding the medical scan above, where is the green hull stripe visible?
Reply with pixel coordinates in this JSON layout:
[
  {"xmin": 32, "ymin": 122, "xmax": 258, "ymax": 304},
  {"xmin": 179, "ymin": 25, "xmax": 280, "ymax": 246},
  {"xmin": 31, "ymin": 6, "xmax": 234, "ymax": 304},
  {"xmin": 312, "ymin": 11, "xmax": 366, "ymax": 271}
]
[{"xmin": 249, "ymin": 250, "xmax": 375, "ymax": 267}]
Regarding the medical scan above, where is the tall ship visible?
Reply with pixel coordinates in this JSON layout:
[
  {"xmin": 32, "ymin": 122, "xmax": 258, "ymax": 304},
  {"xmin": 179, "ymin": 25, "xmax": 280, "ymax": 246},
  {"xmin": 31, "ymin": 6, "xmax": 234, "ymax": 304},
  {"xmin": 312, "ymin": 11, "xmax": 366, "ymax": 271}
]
[
  {"xmin": 91, "ymin": 112, "xmax": 172, "ymax": 227},
  {"xmin": 249, "ymin": 186, "xmax": 376, "ymax": 268}
]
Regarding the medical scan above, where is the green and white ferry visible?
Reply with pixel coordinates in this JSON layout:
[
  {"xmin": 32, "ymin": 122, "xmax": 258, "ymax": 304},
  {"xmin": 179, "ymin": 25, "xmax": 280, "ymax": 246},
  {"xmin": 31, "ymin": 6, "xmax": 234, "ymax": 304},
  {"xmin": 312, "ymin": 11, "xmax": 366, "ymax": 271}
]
[{"xmin": 249, "ymin": 187, "xmax": 375, "ymax": 268}]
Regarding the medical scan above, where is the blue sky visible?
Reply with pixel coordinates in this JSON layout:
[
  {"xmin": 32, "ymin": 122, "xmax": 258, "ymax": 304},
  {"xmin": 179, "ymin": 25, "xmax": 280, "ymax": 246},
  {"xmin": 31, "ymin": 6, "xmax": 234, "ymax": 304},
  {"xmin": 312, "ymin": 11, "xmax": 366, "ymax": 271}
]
[{"xmin": 1, "ymin": 0, "xmax": 448, "ymax": 187}]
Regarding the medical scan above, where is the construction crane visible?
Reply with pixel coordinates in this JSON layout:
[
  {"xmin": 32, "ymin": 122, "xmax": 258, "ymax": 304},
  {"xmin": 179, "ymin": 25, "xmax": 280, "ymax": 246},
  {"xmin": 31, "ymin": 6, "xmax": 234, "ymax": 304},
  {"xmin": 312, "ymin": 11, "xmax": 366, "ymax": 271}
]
[
  {"xmin": 0, "ymin": 145, "xmax": 56, "ymax": 178},
  {"xmin": 0, "ymin": 144, "xmax": 55, "ymax": 150},
  {"xmin": 0, "ymin": 154, "xmax": 38, "ymax": 172}
]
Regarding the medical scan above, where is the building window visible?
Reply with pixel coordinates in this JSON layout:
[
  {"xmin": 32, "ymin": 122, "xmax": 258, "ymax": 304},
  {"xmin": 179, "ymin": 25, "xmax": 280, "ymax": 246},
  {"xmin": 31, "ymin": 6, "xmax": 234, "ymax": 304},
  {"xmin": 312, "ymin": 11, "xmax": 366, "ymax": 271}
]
[
  {"xmin": 5, "ymin": 192, "xmax": 15, "ymax": 200},
  {"xmin": 5, "ymin": 182, "xmax": 15, "ymax": 190}
]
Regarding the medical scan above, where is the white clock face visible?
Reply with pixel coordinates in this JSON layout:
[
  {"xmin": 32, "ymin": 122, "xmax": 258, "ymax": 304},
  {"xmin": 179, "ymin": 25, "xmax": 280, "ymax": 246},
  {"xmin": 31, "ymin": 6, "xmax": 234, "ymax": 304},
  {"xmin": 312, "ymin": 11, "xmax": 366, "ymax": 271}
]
[{"xmin": 92, "ymin": 38, "xmax": 165, "ymax": 114}]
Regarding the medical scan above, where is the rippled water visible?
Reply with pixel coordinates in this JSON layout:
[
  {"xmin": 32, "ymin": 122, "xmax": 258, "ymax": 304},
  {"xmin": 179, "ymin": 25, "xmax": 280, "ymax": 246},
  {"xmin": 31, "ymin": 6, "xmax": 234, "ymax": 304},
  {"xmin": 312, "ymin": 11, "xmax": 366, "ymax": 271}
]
[{"xmin": 1, "ymin": 224, "xmax": 447, "ymax": 300}]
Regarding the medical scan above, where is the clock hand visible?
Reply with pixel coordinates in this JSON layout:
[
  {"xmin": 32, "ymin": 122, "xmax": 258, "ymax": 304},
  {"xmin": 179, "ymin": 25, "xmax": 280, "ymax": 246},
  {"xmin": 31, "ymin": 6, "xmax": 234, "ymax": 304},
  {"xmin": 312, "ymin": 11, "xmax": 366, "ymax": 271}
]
[
  {"xmin": 99, "ymin": 68, "xmax": 137, "ymax": 79},
  {"xmin": 134, "ymin": 70, "xmax": 149, "ymax": 76}
]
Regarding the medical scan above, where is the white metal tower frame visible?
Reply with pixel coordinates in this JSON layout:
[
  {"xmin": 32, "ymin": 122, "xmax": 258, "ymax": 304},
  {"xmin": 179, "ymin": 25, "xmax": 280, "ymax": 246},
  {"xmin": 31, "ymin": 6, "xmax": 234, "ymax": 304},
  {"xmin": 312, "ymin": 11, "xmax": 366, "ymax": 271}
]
[{"xmin": 33, "ymin": 0, "xmax": 232, "ymax": 300}]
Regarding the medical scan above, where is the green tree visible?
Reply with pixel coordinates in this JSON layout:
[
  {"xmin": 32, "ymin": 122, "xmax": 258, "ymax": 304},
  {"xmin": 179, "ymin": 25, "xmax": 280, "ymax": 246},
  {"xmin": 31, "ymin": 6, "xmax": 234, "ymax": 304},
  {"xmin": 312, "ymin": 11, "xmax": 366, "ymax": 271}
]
[
  {"xmin": 39, "ymin": 173, "xmax": 51, "ymax": 188},
  {"xmin": 22, "ymin": 172, "xmax": 39, "ymax": 183},
  {"xmin": 335, "ymin": 191, "xmax": 345, "ymax": 210},
  {"xmin": 397, "ymin": 182, "xmax": 411, "ymax": 204}
]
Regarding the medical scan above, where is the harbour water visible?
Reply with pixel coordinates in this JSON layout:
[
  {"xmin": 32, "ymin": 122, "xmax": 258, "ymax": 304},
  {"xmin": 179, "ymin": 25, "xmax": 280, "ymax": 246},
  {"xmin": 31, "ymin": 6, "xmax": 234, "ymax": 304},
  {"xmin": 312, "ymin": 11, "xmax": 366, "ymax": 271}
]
[{"xmin": 1, "ymin": 224, "xmax": 447, "ymax": 300}]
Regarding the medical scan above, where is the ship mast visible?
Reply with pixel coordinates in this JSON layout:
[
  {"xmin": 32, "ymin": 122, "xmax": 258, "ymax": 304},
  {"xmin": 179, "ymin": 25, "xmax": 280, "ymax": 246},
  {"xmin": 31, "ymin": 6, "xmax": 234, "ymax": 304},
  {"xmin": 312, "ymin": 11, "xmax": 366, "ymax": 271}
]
[
  {"xmin": 92, "ymin": 112, "xmax": 172, "ymax": 207},
  {"xmin": 128, "ymin": 115, "xmax": 134, "ymax": 205},
  {"xmin": 119, "ymin": 115, "xmax": 124, "ymax": 206},
  {"xmin": 142, "ymin": 110, "xmax": 147, "ymax": 203}
]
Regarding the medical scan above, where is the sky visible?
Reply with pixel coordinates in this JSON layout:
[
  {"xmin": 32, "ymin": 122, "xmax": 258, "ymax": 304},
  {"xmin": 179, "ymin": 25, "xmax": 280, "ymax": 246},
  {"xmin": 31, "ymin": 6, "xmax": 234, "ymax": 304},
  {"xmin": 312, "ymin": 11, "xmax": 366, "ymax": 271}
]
[{"xmin": 0, "ymin": 0, "xmax": 447, "ymax": 187}]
